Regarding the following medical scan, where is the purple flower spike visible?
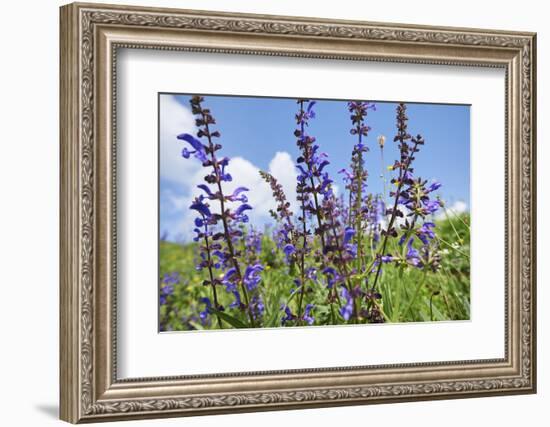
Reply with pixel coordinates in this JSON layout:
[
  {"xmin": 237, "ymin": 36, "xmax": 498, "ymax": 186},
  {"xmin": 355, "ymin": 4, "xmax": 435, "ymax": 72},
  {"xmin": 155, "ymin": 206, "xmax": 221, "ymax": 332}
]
[{"xmin": 179, "ymin": 95, "xmax": 266, "ymax": 328}]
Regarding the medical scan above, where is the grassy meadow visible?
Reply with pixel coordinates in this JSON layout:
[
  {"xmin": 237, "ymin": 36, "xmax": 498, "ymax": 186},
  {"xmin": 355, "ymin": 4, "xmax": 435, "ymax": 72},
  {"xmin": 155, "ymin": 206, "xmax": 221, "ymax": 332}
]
[{"xmin": 159, "ymin": 211, "xmax": 470, "ymax": 331}]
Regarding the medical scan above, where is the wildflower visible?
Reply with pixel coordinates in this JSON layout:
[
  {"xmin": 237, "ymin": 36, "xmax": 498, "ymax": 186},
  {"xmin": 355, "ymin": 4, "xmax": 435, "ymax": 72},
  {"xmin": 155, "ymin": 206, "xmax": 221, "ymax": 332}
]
[
  {"xmin": 229, "ymin": 290, "xmax": 243, "ymax": 309},
  {"xmin": 177, "ymin": 133, "xmax": 208, "ymax": 162},
  {"xmin": 405, "ymin": 238, "xmax": 423, "ymax": 267},
  {"xmin": 159, "ymin": 283, "xmax": 174, "ymax": 306},
  {"xmin": 226, "ymin": 187, "xmax": 249, "ymax": 202},
  {"xmin": 322, "ymin": 267, "xmax": 342, "ymax": 289},
  {"xmin": 343, "ymin": 227, "xmax": 355, "ymax": 244},
  {"xmin": 302, "ymin": 304, "xmax": 315, "ymax": 325},
  {"xmin": 345, "ymin": 101, "xmax": 376, "ymax": 272},
  {"xmin": 427, "ymin": 181, "xmax": 442, "ymax": 193},
  {"xmin": 283, "ymin": 243, "xmax": 296, "ymax": 257},
  {"xmin": 251, "ymin": 294, "xmax": 265, "ymax": 320},
  {"xmin": 179, "ymin": 95, "xmax": 265, "ymax": 327},
  {"xmin": 416, "ymin": 222, "xmax": 436, "ymax": 245},
  {"xmin": 162, "ymin": 272, "xmax": 180, "ymax": 284},
  {"xmin": 234, "ymin": 202, "xmax": 252, "ymax": 216},
  {"xmin": 190, "ymin": 197, "xmax": 211, "ymax": 218},
  {"xmin": 366, "ymin": 195, "xmax": 385, "ymax": 244},
  {"xmin": 371, "ymin": 103, "xmax": 430, "ymax": 290},
  {"xmin": 424, "ymin": 199, "xmax": 442, "ymax": 215},
  {"xmin": 244, "ymin": 227, "xmax": 263, "ymax": 262},
  {"xmin": 420, "ymin": 240, "xmax": 442, "ymax": 272},
  {"xmin": 221, "ymin": 267, "xmax": 238, "ymax": 292},
  {"xmin": 159, "ymin": 273, "xmax": 178, "ymax": 305},
  {"xmin": 294, "ymin": 99, "xmax": 331, "ymax": 248},
  {"xmin": 281, "ymin": 305, "xmax": 296, "ymax": 325},
  {"xmin": 260, "ymin": 171, "xmax": 297, "ymax": 266},
  {"xmin": 243, "ymin": 263, "xmax": 264, "ymax": 291},
  {"xmin": 339, "ymin": 286, "xmax": 354, "ymax": 321},
  {"xmin": 380, "ymin": 255, "xmax": 394, "ymax": 263},
  {"xmin": 199, "ymin": 297, "xmax": 212, "ymax": 321}
]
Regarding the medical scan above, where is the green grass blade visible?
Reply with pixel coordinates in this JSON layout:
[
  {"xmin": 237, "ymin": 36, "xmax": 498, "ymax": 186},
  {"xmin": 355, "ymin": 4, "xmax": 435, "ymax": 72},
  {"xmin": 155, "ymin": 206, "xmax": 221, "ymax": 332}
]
[{"xmin": 212, "ymin": 310, "xmax": 250, "ymax": 329}]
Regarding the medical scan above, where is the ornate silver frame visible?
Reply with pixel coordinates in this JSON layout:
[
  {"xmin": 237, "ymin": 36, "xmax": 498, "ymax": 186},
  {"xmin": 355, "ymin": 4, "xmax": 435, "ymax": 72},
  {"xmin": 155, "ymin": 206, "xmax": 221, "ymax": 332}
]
[{"xmin": 60, "ymin": 2, "xmax": 537, "ymax": 423}]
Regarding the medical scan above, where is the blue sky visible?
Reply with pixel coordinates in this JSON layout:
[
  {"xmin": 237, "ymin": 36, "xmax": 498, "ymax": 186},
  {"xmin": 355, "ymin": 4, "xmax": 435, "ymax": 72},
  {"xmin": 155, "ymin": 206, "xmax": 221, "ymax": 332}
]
[{"xmin": 159, "ymin": 94, "xmax": 470, "ymax": 242}]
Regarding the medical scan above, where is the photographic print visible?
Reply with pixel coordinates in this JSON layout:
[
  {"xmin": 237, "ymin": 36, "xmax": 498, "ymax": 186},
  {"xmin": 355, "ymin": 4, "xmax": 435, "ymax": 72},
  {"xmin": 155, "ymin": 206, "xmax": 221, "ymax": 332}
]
[
  {"xmin": 60, "ymin": 5, "xmax": 536, "ymax": 420},
  {"xmin": 158, "ymin": 94, "xmax": 470, "ymax": 331}
]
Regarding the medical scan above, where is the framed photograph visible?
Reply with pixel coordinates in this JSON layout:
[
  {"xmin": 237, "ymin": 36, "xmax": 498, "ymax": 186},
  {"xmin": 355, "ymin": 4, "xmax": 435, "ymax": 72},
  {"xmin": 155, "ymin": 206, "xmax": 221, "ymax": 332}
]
[{"xmin": 60, "ymin": 2, "xmax": 537, "ymax": 423}]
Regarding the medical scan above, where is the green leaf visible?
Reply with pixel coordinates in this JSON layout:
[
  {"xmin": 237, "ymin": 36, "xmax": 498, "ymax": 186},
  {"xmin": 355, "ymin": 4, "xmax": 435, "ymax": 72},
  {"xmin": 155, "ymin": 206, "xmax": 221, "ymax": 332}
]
[{"xmin": 212, "ymin": 310, "xmax": 250, "ymax": 329}]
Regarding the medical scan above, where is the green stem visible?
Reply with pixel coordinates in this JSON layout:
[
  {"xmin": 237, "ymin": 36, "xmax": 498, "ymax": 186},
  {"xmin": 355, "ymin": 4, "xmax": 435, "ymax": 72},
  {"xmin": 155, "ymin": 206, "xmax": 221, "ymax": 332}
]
[
  {"xmin": 203, "ymin": 227, "xmax": 223, "ymax": 329},
  {"xmin": 371, "ymin": 299, "xmax": 390, "ymax": 322},
  {"xmin": 444, "ymin": 205, "xmax": 471, "ymax": 231},
  {"xmin": 436, "ymin": 236, "xmax": 470, "ymax": 259},
  {"xmin": 401, "ymin": 272, "xmax": 428, "ymax": 321},
  {"xmin": 429, "ymin": 291, "xmax": 441, "ymax": 321},
  {"xmin": 443, "ymin": 205, "xmax": 464, "ymax": 241}
]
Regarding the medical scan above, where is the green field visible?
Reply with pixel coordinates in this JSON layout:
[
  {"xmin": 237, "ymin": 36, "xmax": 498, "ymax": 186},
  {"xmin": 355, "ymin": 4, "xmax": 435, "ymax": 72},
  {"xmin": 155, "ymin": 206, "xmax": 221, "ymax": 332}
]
[{"xmin": 159, "ymin": 211, "xmax": 470, "ymax": 331}]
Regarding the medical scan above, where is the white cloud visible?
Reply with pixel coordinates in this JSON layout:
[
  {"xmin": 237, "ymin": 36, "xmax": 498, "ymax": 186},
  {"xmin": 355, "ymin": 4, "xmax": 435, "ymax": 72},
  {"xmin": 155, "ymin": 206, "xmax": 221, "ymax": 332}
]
[
  {"xmin": 161, "ymin": 188, "xmax": 189, "ymax": 213},
  {"xmin": 159, "ymin": 95, "xmax": 200, "ymax": 184},
  {"xmin": 166, "ymin": 151, "xmax": 298, "ymax": 241}
]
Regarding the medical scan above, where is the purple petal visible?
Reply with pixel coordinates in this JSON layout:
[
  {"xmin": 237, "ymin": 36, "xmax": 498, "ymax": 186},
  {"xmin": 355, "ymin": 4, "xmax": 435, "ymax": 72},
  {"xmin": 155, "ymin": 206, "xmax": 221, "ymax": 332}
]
[
  {"xmin": 190, "ymin": 201, "xmax": 211, "ymax": 217},
  {"xmin": 283, "ymin": 244, "xmax": 296, "ymax": 256},
  {"xmin": 235, "ymin": 203, "xmax": 252, "ymax": 216},
  {"xmin": 177, "ymin": 133, "xmax": 204, "ymax": 151},
  {"xmin": 343, "ymin": 227, "xmax": 356, "ymax": 244},
  {"xmin": 197, "ymin": 184, "xmax": 214, "ymax": 197},
  {"xmin": 232, "ymin": 186, "xmax": 249, "ymax": 196}
]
